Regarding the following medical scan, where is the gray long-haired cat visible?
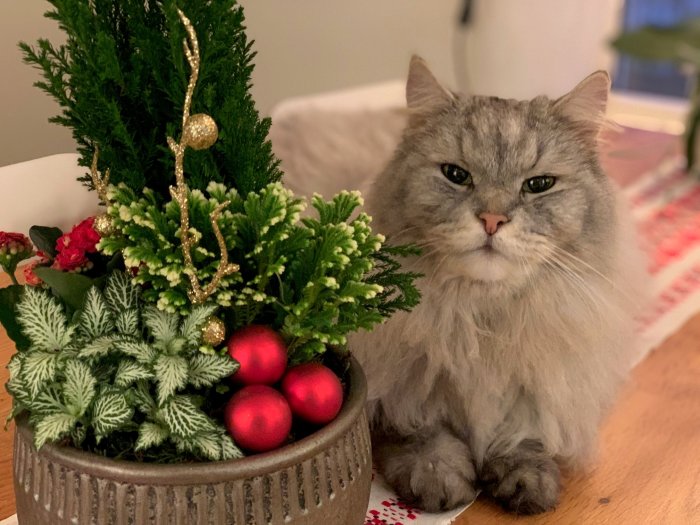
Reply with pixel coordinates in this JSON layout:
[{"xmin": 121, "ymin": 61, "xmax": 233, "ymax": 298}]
[{"xmin": 349, "ymin": 57, "xmax": 643, "ymax": 515}]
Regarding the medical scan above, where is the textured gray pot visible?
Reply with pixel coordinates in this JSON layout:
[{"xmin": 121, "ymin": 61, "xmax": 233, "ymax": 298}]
[{"xmin": 13, "ymin": 358, "xmax": 371, "ymax": 525}]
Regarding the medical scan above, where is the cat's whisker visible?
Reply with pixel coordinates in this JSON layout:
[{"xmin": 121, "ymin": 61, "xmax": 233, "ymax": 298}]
[
  {"xmin": 547, "ymin": 244, "xmax": 636, "ymax": 302},
  {"xmin": 536, "ymin": 250, "xmax": 626, "ymax": 322},
  {"xmin": 428, "ymin": 252, "xmax": 451, "ymax": 287},
  {"xmin": 387, "ymin": 225, "xmax": 422, "ymax": 243},
  {"xmin": 412, "ymin": 246, "xmax": 442, "ymax": 267}
]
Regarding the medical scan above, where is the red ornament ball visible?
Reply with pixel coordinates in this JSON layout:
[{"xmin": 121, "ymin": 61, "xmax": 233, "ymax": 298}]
[
  {"xmin": 227, "ymin": 325, "xmax": 288, "ymax": 385},
  {"xmin": 281, "ymin": 363, "xmax": 344, "ymax": 425},
  {"xmin": 224, "ymin": 385, "xmax": 292, "ymax": 453}
]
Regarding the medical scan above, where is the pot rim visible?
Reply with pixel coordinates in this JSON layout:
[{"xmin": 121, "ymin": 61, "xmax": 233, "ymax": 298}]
[{"xmin": 15, "ymin": 356, "xmax": 367, "ymax": 485}]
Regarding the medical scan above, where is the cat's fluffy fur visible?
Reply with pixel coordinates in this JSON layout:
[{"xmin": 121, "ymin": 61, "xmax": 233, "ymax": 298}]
[
  {"xmin": 348, "ymin": 57, "xmax": 644, "ymax": 514},
  {"xmin": 272, "ymin": 57, "xmax": 643, "ymax": 515}
]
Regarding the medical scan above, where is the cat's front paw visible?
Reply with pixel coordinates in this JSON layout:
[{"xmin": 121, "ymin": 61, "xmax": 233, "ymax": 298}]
[
  {"xmin": 376, "ymin": 431, "xmax": 477, "ymax": 512},
  {"xmin": 480, "ymin": 439, "xmax": 560, "ymax": 515}
]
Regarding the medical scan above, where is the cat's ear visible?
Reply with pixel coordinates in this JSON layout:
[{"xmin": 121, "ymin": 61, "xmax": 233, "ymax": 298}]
[
  {"xmin": 554, "ymin": 71, "xmax": 610, "ymax": 132},
  {"xmin": 406, "ymin": 55, "xmax": 454, "ymax": 111}
]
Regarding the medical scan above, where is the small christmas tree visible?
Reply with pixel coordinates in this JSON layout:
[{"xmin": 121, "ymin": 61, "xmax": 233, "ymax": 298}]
[
  {"xmin": 21, "ymin": 0, "xmax": 280, "ymax": 197},
  {"xmin": 2, "ymin": 0, "xmax": 420, "ymax": 461}
]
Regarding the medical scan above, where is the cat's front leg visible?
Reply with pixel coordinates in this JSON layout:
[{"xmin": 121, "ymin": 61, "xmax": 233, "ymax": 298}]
[
  {"xmin": 480, "ymin": 438, "xmax": 560, "ymax": 515},
  {"xmin": 374, "ymin": 427, "xmax": 477, "ymax": 512}
]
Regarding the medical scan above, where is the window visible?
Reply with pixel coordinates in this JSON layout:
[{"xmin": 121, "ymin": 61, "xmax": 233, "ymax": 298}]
[{"xmin": 614, "ymin": 0, "xmax": 700, "ymax": 98}]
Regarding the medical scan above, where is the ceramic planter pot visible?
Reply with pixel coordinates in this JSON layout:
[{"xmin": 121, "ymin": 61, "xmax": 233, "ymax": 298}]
[{"xmin": 13, "ymin": 358, "xmax": 371, "ymax": 525}]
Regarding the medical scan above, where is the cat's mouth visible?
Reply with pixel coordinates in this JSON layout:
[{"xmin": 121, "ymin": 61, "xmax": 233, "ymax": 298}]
[{"xmin": 475, "ymin": 238, "xmax": 500, "ymax": 254}]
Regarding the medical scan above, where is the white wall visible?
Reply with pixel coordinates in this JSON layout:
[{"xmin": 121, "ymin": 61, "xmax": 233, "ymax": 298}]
[
  {"xmin": 239, "ymin": 0, "xmax": 462, "ymax": 114},
  {"xmin": 0, "ymin": 0, "xmax": 622, "ymax": 167},
  {"xmin": 0, "ymin": 0, "xmax": 74, "ymax": 167}
]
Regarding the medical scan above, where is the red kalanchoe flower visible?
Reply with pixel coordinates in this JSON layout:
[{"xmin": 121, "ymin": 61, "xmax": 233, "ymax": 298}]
[
  {"xmin": 54, "ymin": 245, "xmax": 90, "ymax": 272},
  {"xmin": 52, "ymin": 217, "xmax": 102, "ymax": 272},
  {"xmin": 23, "ymin": 260, "xmax": 44, "ymax": 287},
  {"xmin": 0, "ymin": 232, "xmax": 34, "ymax": 284},
  {"xmin": 70, "ymin": 217, "xmax": 101, "ymax": 253},
  {"xmin": 55, "ymin": 233, "xmax": 71, "ymax": 252}
]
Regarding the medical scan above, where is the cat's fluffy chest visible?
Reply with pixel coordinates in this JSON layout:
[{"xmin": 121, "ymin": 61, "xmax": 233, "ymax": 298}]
[{"xmin": 351, "ymin": 270, "xmax": 629, "ymax": 463}]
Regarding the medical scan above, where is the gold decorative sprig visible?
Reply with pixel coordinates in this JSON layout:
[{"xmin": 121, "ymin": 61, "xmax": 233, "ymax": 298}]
[
  {"xmin": 168, "ymin": 9, "xmax": 239, "ymax": 305},
  {"xmin": 89, "ymin": 145, "xmax": 111, "ymax": 205}
]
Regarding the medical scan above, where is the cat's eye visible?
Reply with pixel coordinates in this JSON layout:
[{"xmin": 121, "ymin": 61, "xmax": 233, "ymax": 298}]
[
  {"xmin": 440, "ymin": 163, "xmax": 472, "ymax": 186},
  {"xmin": 523, "ymin": 175, "xmax": 556, "ymax": 194}
]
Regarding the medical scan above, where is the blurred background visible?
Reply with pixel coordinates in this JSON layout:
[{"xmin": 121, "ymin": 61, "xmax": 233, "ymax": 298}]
[{"xmin": 2, "ymin": 0, "xmax": 700, "ymax": 167}]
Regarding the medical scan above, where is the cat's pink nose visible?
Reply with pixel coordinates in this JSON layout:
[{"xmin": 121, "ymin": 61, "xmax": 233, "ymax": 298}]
[{"xmin": 478, "ymin": 212, "xmax": 509, "ymax": 235}]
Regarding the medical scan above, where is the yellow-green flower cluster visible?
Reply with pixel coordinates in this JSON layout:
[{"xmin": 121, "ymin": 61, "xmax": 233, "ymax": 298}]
[{"xmin": 99, "ymin": 183, "xmax": 419, "ymax": 361}]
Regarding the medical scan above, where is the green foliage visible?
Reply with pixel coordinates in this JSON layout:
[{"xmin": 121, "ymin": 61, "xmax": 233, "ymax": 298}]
[
  {"xmin": 33, "ymin": 267, "xmax": 101, "ymax": 311},
  {"xmin": 611, "ymin": 18, "xmax": 700, "ymax": 171},
  {"xmin": 0, "ymin": 285, "xmax": 30, "ymax": 350},
  {"xmin": 100, "ymin": 183, "xmax": 421, "ymax": 361},
  {"xmin": 7, "ymin": 271, "xmax": 241, "ymax": 461},
  {"xmin": 20, "ymin": 0, "xmax": 280, "ymax": 197},
  {"xmin": 29, "ymin": 226, "xmax": 62, "ymax": 258},
  {"xmin": 611, "ymin": 18, "xmax": 700, "ymax": 65}
]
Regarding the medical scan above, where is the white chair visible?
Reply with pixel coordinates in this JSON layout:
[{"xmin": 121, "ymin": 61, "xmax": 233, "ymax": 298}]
[
  {"xmin": 0, "ymin": 153, "xmax": 100, "ymax": 235},
  {"xmin": 269, "ymin": 81, "xmax": 408, "ymax": 201}
]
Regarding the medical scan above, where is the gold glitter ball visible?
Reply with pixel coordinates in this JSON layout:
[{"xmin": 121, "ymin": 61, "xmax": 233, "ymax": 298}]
[
  {"xmin": 201, "ymin": 316, "xmax": 226, "ymax": 346},
  {"xmin": 183, "ymin": 113, "xmax": 219, "ymax": 150},
  {"xmin": 93, "ymin": 213, "xmax": 114, "ymax": 237}
]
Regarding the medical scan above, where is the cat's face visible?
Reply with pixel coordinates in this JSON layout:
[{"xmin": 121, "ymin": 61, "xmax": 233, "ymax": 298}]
[{"xmin": 373, "ymin": 57, "xmax": 617, "ymax": 290}]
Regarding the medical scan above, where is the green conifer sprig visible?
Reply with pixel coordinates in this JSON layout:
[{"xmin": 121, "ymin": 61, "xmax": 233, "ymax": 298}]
[{"xmin": 20, "ymin": 0, "xmax": 280, "ymax": 197}]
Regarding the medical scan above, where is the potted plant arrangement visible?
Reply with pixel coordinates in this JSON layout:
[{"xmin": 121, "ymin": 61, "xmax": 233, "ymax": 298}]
[{"xmin": 1, "ymin": 1, "xmax": 420, "ymax": 524}]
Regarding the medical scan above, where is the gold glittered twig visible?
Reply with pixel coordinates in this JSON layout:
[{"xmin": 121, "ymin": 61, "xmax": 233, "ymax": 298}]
[
  {"xmin": 168, "ymin": 9, "xmax": 239, "ymax": 305},
  {"xmin": 89, "ymin": 146, "xmax": 111, "ymax": 205}
]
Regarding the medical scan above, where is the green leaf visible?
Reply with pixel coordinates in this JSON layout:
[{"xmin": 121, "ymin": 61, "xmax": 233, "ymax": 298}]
[
  {"xmin": 79, "ymin": 287, "xmax": 113, "ymax": 338},
  {"xmin": 219, "ymin": 430, "xmax": 244, "ymax": 460},
  {"xmin": 71, "ymin": 424, "xmax": 87, "ymax": 447},
  {"xmin": 114, "ymin": 360, "xmax": 152, "ymax": 387},
  {"xmin": 0, "ymin": 285, "xmax": 30, "ymax": 350},
  {"xmin": 160, "ymin": 396, "xmax": 215, "ymax": 439},
  {"xmin": 92, "ymin": 392, "xmax": 133, "ymax": 439},
  {"xmin": 29, "ymin": 225, "xmax": 62, "ymax": 258},
  {"xmin": 135, "ymin": 421, "xmax": 169, "ymax": 451},
  {"xmin": 103, "ymin": 271, "xmax": 139, "ymax": 312},
  {"xmin": 153, "ymin": 355, "xmax": 188, "ymax": 405},
  {"xmin": 611, "ymin": 20, "xmax": 700, "ymax": 64},
  {"xmin": 16, "ymin": 287, "xmax": 74, "ymax": 352},
  {"xmin": 6, "ymin": 355, "xmax": 31, "ymax": 409},
  {"xmin": 79, "ymin": 334, "xmax": 123, "ymax": 358},
  {"xmin": 192, "ymin": 431, "xmax": 224, "ymax": 460},
  {"xmin": 312, "ymin": 190, "xmax": 362, "ymax": 225},
  {"xmin": 114, "ymin": 339, "xmax": 155, "ymax": 363},
  {"xmin": 131, "ymin": 380, "xmax": 156, "ymax": 415},
  {"xmin": 6, "ymin": 401, "xmax": 27, "ymax": 428},
  {"xmin": 143, "ymin": 306, "xmax": 179, "ymax": 346},
  {"xmin": 20, "ymin": 351, "xmax": 60, "ymax": 397},
  {"xmin": 34, "ymin": 412, "xmax": 77, "ymax": 449},
  {"xmin": 114, "ymin": 308, "xmax": 139, "ymax": 336},
  {"xmin": 29, "ymin": 384, "xmax": 65, "ymax": 415},
  {"xmin": 179, "ymin": 304, "xmax": 218, "ymax": 346},
  {"xmin": 188, "ymin": 354, "xmax": 239, "ymax": 388},
  {"xmin": 62, "ymin": 361, "xmax": 96, "ymax": 416},
  {"xmin": 32, "ymin": 267, "xmax": 98, "ymax": 311}
]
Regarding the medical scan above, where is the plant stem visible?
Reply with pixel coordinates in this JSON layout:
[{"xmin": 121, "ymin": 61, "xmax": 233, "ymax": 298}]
[{"xmin": 684, "ymin": 74, "xmax": 700, "ymax": 174}]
